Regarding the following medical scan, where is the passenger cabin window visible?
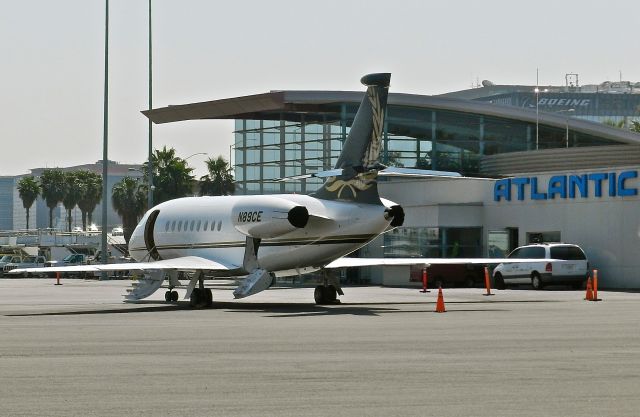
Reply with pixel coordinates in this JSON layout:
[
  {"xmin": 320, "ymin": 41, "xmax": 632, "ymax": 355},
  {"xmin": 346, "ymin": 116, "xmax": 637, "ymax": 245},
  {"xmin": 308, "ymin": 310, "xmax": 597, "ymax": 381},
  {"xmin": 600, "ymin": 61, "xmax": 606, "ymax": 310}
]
[
  {"xmin": 217, "ymin": 220, "xmax": 222, "ymax": 231},
  {"xmin": 165, "ymin": 221, "xmax": 170, "ymax": 232},
  {"xmin": 178, "ymin": 220, "xmax": 183, "ymax": 232},
  {"xmin": 203, "ymin": 220, "xmax": 209, "ymax": 231},
  {"xmin": 190, "ymin": 220, "xmax": 195, "ymax": 231},
  {"xmin": 196, "ymin": 220, "xmax": 201, "ymax": 231},
  {"xmin": 171, "ymin": 220, "xmax": 176, "ymax": 232},
  {"xmin": 210, "ymin": 221, "xmax": 216, "ymax": 231}
]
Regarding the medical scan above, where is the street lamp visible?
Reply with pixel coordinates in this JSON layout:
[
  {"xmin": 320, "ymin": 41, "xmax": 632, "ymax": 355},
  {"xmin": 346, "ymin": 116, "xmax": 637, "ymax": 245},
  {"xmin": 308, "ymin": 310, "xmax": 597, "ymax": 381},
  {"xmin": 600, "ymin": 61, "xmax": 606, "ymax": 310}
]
[
  {"xmin": 185, "ymin": 152, "xmax": 208, "ymax": 161},
  {"xmin": 534, "ymin": 87, "xmax": 539, "ymax": 150},
  {"xmin": 533, "ymin": 86, "xmax": 549, "ymax": 150},
  {"xmin": 557, "ymin": 109, "xmax": 575, "ymax": 148}
]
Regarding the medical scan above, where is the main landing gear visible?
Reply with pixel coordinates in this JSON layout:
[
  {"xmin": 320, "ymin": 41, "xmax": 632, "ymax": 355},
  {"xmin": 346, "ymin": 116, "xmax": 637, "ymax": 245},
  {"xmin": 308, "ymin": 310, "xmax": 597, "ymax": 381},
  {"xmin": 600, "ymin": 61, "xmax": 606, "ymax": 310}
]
[
  {"xmin": 188, "ymin": 271, "xmax": 213, "ymax": 308},
  {"xmin": 189, "ymin": 288, "xmax": 213, "ymax": 308},
  {"xmin": 314, "ymin": 285, "xmax": 338, "ymax": 305},
  {"xmin": 314, "ymin": 270, "xmax": 344, "ymax": 305}
]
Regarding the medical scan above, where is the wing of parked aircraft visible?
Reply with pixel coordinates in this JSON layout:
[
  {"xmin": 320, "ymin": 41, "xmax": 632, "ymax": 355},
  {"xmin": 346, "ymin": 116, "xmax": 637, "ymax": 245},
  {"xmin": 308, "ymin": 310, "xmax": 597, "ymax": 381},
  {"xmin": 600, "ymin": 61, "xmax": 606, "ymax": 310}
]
[
  {"xmin": 9, "ymin": 256, "xmax": 237, "ymax": 275},
  {"xmin": 324, "ymin": 257, "xmax": 545, "ymax": 269}
]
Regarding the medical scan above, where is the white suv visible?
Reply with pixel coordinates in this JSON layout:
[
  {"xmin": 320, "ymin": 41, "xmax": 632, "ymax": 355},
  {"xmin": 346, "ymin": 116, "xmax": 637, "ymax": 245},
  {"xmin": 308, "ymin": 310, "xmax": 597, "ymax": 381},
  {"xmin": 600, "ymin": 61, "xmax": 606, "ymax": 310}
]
[{"xmin": 493, "ymin": 243, "xmax": 589, "ymax": 290}]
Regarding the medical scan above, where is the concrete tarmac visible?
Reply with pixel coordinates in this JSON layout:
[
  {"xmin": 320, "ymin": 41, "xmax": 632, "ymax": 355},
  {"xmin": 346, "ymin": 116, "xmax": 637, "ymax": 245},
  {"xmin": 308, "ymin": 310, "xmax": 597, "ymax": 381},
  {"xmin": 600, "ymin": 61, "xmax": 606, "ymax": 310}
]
[{"xmin": 0, "ymin": 278, "xmax": 639, "ymax": 417}]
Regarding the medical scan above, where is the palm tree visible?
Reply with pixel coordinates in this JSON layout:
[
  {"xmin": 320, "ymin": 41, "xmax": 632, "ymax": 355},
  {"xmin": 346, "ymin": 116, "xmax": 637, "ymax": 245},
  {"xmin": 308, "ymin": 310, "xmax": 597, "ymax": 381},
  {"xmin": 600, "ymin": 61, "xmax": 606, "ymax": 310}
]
[
  {"xmin": 199, "ymin": 156, "xmax": 235, "ymax": 196},
  {"xmin": 111, "ymin": 176, "xmax": 147, "ymax": 243},
  {"xmin": 76, "ymin": 170, "xmax": 103, "ymax": 230},
  {"xmin": 631, "ymin": 121, "xmax": 640, "ymax": 133},
  {"xmin": 62, "ymin": 172, "xmax": 82, "ymax": 232},
  {"xmin": 39, "ymin": 169, "xmax": 66, "ymax": 229},
  {"xmin": 143, "ymin": 146, "xmax": 195, "ymax": 204},
  {"xmin": 17, "ymin": 176, "xmax": 40, "ymax": 230}
]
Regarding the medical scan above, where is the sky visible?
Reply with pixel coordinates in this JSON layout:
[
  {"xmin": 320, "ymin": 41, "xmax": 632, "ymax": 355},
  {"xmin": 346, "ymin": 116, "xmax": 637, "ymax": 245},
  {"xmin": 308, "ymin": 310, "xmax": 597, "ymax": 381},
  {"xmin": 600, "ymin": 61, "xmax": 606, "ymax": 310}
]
[{"xmin": 1, "ymin": 0, "xmax": 639, "ymax": 177}]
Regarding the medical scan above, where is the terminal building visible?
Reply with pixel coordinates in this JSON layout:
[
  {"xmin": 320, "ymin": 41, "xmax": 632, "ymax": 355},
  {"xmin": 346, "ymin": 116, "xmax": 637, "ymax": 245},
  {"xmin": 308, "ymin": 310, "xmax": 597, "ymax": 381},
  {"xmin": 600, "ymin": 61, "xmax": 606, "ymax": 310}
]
[{"xmin": 146, "ymin": 77, "xmax": 640, "ymax": 289}]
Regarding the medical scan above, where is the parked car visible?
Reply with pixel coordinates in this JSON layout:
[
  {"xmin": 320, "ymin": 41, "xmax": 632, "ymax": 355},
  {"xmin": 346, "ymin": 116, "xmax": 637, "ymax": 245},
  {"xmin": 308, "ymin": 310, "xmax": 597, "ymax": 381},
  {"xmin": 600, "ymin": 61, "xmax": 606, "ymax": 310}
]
[
  {"xmin": 0, "ymin": 254, "xmax": 28, "ymax": 277},
  {"xmin": 493, "ymin": 243, "xmax": 589, "ymax": 290},
  {"xmin": 3, "ymin": 255, "xmax": 47, "ymax": 277}
]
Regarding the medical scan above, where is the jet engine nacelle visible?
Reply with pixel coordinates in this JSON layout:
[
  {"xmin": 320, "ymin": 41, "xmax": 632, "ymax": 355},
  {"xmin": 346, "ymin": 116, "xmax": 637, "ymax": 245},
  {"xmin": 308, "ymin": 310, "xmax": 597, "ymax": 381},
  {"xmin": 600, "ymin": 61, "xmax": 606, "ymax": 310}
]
[{"xmin": 231, "ymin": 197, "xmax": 309, "ymax": 239}]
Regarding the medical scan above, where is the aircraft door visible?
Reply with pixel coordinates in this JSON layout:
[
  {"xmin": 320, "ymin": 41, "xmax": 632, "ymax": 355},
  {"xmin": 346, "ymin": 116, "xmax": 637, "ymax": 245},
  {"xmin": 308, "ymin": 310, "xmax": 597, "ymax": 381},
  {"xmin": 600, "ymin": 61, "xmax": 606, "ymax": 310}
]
[{"xmin": 144, "ymin": 209, "xmax": 161, "ymax": 260}]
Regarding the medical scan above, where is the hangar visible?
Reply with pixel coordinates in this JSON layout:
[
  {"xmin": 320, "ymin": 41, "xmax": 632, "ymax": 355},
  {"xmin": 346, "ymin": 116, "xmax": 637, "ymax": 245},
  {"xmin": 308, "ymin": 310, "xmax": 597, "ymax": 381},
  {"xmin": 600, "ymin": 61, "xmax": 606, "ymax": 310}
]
[{"xmin": 145, "ymin": 87, "xmax": 640, "ymax": 289}]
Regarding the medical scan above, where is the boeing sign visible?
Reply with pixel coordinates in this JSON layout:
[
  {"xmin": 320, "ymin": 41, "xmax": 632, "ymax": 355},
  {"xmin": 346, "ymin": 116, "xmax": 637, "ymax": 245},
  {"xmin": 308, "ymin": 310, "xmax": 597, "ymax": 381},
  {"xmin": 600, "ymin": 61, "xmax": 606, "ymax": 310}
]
[{"xmin": 494, "ymin": 171, "xmax": 638, "ymax": 202}]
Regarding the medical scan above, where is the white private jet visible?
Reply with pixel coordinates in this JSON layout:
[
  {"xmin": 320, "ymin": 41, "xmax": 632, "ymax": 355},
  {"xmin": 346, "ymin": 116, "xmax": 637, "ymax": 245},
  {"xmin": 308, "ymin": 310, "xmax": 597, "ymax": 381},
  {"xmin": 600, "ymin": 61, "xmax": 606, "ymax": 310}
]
[{"xmin": 12, "ymin": 73, "xmax": 532, "ymax": 306}]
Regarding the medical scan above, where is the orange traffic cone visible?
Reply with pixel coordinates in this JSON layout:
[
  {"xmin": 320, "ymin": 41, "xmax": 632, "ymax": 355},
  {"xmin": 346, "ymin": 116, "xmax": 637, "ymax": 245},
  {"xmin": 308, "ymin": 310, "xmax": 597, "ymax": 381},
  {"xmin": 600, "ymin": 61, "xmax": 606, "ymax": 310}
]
[
  {"xmin": 592, "ymin": 269, "xmax": 601, "ymax": 302},
  {"xmin": 435, "ymin": 287, "xmax": 446, "ymax": 313},
  {"xmin": 483, "ymin": 267, "xmax": 493, "ymax": 296},
  {"xmin": 585, "ymin": 276, "xmax": 593, "ymax": 301}
]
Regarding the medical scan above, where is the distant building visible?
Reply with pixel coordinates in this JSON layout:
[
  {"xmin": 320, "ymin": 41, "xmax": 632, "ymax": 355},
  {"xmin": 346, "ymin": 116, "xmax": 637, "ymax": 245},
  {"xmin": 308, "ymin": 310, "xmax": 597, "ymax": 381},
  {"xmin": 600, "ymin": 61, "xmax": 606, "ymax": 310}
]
[
  {"xmin": 0, "ymin": 161, "xmax": 143, "ymax": 232},
  {"xmin": 438, "ymin": 76, "xmax": 640, "ymax": 126},
  {"xmin": 30, "ymin": 160, "xmax": 143, "ymax": 230}
]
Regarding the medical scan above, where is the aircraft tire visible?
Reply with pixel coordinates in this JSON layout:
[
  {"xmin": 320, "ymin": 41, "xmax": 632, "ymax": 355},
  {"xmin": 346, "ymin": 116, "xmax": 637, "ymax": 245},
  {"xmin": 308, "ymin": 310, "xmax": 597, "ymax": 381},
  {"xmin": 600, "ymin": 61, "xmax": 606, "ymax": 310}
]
[
  {"xmin": 171, "ymin": 290, "xmax": 179, "ymax": 302},
  {"xmin": 204, "ymin": 289, "xmax": 213, "ymax": 307},
  {"xmin": 164, "ymin": 291, "xmax": 171, "ymax": 302},
  {"xmin": 314, "ymin": 286, "xmax": 326, "ymax": 305},
  {"xmin": 325, "ymin": 285, "xmax": 337, "ymax": 302},
  {"xmin": 190, "ymin": 289, "xmax": 201, "ymax": 308}
]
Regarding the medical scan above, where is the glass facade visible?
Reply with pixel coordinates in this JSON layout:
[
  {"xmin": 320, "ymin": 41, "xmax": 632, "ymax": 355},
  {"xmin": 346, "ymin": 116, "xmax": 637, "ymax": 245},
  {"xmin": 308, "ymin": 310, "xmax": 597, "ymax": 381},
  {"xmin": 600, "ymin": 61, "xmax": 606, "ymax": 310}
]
[
  {"xmin": 233, "ymin": 103, "xmax": 619, "ymax": 194},
  {"xmin": 383, "ymin": 227, "xmax": 483, "ymax": 258}
]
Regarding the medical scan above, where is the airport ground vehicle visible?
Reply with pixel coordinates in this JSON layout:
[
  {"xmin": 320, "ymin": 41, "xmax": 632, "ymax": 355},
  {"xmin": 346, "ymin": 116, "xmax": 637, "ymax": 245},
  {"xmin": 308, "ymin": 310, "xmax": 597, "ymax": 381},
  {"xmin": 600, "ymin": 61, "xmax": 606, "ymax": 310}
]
[
  {"xmin": 493, "ymin": 243, "xmax": 589, "ymax": 290},
  {"xmin": 3, "ymin": 255, "xmax": 47, "ymax": 277}
]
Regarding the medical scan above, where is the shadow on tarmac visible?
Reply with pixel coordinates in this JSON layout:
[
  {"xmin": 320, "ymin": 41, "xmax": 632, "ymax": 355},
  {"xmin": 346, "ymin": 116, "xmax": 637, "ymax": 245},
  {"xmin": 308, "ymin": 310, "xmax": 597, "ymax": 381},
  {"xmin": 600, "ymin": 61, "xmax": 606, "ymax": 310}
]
[{"xmin": 4, "ymin": 298, "xmax": 554, "ymax": 318}]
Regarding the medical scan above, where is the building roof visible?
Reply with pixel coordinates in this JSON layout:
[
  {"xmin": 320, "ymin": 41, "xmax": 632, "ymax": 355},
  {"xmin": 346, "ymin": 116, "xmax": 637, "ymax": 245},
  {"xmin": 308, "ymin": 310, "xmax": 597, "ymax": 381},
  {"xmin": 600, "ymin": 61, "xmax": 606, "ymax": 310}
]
[{"xmin": 143, "ymin": 90, "xmax": 640, "ymax": 146}]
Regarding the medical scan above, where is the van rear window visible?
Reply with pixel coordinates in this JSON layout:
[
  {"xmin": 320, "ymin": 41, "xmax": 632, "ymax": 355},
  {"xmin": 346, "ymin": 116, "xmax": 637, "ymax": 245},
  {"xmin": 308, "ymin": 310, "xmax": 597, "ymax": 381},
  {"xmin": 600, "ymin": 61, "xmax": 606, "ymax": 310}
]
[{"xmin": 550, "ymin": 246, "xmax": 586, "ymax": 260}]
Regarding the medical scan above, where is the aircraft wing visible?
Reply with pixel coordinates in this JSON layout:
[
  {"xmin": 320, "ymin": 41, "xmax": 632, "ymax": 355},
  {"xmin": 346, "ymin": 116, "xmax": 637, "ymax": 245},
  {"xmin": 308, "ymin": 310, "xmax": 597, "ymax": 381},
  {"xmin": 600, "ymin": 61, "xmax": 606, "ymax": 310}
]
[
  {"xmin": 324, "ymin": 257, "xmax": 547, "ymax": 269},
  {"xmin": 8, "ymin": 256, "xmax": 237, "ymax": 275}
]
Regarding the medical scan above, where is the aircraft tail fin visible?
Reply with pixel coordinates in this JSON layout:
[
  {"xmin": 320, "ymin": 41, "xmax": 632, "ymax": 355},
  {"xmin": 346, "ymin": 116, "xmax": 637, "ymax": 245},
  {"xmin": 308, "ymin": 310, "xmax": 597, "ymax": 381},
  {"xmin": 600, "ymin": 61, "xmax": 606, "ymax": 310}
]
[{"xmin": 313, "ymin": 73, "xmax": 390, "ymax": 204}]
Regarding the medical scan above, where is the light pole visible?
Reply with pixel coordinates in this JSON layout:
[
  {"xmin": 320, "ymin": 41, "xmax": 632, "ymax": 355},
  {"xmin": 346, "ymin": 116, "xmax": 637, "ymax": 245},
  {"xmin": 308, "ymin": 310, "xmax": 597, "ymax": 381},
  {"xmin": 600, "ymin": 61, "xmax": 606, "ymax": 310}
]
[
  {"xmin": 534, "ymin": 87, "xmax": 539, "ymax": 150},
  {"xmin": 558, "ymin": 109, "xmax": 575, "ymax": 148},
  {"xmin": 147, "ymin": 0, "xmax": 153, "ymax": 211},
  {"xmin": 185, "ymin": 152, "xmax": 208, "ymax": 161},
  {"xmin": 100, "ymin": 0, "xmax": 109, "ymax": 279}
]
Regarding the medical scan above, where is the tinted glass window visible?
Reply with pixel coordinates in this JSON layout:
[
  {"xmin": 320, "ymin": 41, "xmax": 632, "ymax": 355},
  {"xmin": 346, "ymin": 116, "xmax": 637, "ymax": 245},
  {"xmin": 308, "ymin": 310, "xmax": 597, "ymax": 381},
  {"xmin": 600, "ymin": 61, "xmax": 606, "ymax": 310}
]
[
  {"xmin": 507, "ymin": 248, "xmax": 521, "ymax": 259},
  {"xmin": 515, "ymin": 247, "xmax": 546, "ymax": 258},
  {"xmin": 551, "ymin": 246, "xmax": 586, "ymax": 260}
]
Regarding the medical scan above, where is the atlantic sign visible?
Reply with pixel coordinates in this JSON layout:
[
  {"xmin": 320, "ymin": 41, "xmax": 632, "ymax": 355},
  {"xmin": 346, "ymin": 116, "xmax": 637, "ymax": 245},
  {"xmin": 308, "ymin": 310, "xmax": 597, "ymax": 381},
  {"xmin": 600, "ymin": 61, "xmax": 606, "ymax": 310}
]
[{"xmin": 494, "ymin": 171, "xmax": 638, "ymax": 201}]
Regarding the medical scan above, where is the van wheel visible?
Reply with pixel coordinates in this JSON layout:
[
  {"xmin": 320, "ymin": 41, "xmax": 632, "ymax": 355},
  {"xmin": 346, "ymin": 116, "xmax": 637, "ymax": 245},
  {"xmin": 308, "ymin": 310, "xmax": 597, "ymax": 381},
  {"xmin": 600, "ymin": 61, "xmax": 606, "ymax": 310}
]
[
  {"xmin": 494, "ymin": 273, "xmax": 505, "ymax": 290},
  {"xmin": 531, "ymin": 272, "xmax": 544, "ymax": 290}
]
